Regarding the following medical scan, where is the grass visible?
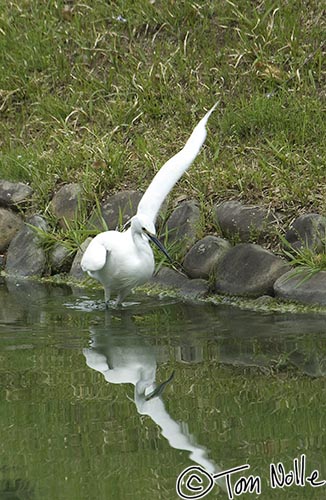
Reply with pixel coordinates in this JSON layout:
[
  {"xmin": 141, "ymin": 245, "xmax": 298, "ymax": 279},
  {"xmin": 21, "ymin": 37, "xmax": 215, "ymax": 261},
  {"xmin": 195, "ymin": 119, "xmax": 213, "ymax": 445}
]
[
  {"xmin": 280, "ymin": 233, "xmax": 326, "ymax": 282},
  {"xmin": 0, "ymin": 0, "xmax": 325, "ymax": 228}
]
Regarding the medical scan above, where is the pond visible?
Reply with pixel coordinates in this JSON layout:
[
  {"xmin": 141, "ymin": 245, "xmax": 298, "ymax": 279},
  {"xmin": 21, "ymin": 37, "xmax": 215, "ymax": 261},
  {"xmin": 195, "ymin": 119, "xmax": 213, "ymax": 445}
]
[{"xmin": 0, "ymin": 277, "xmax": 326, "ymax": 500}]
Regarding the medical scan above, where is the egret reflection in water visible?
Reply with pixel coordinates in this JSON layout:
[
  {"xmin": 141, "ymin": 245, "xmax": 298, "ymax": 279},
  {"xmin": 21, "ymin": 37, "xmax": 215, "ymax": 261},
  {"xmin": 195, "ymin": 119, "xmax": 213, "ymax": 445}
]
[
  {"xmin": 1, "ymin": 280, "xmax": 326, "ymax": 499},
  {"xmin": 83, "ymin": 310, "xmax": 226, "ymax": 491}
]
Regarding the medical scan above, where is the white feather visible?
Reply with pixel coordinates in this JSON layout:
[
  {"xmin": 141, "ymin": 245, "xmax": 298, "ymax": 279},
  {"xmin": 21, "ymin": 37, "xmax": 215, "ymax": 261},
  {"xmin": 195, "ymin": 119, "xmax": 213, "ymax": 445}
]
[{"xmin": 136, "ymin": 102, "xmax": 218, "ymax": 223}]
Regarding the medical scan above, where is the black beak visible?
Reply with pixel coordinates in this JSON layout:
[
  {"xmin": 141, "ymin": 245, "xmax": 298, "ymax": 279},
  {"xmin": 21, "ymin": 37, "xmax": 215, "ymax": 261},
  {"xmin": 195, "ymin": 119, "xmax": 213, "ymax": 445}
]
[
  {"xmin": 144, "ymin": 230, "xmax": 173, "ymax": 263},
  {"xmin": 145, "ymin": 371, "xmax": 175, "ymax": 401}
]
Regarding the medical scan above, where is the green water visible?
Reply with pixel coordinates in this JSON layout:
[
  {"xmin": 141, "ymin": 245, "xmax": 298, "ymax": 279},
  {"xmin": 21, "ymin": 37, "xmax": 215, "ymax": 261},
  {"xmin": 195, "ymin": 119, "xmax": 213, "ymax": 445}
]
[{"xmin": 0, "ymin": 277, "xmax": 326, "ymax": 500}]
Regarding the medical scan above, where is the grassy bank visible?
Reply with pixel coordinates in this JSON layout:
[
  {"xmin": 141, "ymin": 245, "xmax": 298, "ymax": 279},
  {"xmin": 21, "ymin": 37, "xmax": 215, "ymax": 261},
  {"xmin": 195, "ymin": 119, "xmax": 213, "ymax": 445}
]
[{"xmin": 1, "ymin": 0, "xmax": 325, "ymax": 225}]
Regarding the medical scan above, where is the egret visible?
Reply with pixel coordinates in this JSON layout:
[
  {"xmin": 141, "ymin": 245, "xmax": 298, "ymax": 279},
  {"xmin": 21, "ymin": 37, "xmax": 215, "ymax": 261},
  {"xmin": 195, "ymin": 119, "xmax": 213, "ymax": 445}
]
[{"xmin": 81, "ymin": 103, "xmax": 217, "ymax": 306}]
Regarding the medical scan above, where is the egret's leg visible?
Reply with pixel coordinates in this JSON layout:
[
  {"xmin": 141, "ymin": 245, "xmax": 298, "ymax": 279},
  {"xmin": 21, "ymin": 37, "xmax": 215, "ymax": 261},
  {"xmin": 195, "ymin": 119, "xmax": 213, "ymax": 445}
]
[
  {"xmin": 104, "ymin": 288, "xmax": 111, "ymax": 309},
  {"xmin": 115, "ymin": 288, "xmax": 130, "ymax": 307},
  {"xmin": 115, "ymin": 294, "xmax": 125, "ymax": 307}
]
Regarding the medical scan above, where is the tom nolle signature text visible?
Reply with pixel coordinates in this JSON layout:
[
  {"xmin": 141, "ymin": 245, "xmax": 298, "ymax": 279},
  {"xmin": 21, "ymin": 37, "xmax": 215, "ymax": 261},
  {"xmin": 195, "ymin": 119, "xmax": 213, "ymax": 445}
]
[{"xmin": 176, "ymin": 454, "xmax": 325, "ymax": 499}]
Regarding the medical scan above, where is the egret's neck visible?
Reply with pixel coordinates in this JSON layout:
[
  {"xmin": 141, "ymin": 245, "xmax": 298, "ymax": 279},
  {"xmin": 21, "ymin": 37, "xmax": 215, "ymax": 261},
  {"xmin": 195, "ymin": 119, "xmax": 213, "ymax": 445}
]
[{"xmin": 129, "ymin": 222, "xmax": 149, "ymax": 252}]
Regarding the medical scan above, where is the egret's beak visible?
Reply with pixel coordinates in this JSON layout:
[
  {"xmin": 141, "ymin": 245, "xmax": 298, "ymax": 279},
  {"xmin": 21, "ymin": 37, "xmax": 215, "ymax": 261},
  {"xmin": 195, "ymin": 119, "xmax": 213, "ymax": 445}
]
[
  {"xmin": 143, "ymin": 229, "xmax": 173, "ymax": 263},
  {"xmin": 145, "ymin": 371, "xmax": 175, "ymax": 401}
]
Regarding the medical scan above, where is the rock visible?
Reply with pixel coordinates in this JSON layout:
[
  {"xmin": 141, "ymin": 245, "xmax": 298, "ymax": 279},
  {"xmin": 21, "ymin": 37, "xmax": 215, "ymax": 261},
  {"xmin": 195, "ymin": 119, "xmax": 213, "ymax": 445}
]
[
  {"xmin": 151, "ymin": 266, "xmax": 209, "ymax": 300},
  {"xmin": 214, "ymin": 243, "xmax": 290, "ymax": 297},
  {"xmin": 5, "ymin": 276, "xmax": 51, "ymax": 305},
  {"xmin": 152, "ymin": 266, "xmax": 189, "ymax": 288},
  {"xmin": 288, "ymin": 350, "xmax": 326, "ymax": 377},
  {"xmin": 285, "ymin": 213, "xmax": 326, "ymax": 252},
  {"xmin": 162, "ymin": 200, "xmax": 200, "ymax": 252},
  {"xmin": 70, "ymin": 237, "xmax": 92, "ymax": 280},
  {"xmin": 49, "ymin": 243, "xmax": 74, "ymax": 274},
  {"xmin": 0, "ymin": 207, "xmax": 24, "ymax": 252},
  {"xmin": 5, "ymin": 215, "xmax": 48, "ymax": 277},
  {"xmin": 88, "ymin": 190, "xmax": 143, "ymax": 230},
  {"xmin": 252, "ymin": 295, "xmax": 274, "ymax": 306},
  {"xmin": 0, "ymin": 179, "xmax": 33, "ymax": 208},
  {"xmin": 274, "ymin": 270, "xmax": 326, "ymax": 306},
  {"xmin": 50, "ymin": 183, "xmax": 82, "ymax": 229},
  {"xmin": 183, "ymin": 235, "xmax": 231, "ymax": 279},
  {"xmin": 214, "ymin": 200, "xmax": 275, "ymax": 242}
]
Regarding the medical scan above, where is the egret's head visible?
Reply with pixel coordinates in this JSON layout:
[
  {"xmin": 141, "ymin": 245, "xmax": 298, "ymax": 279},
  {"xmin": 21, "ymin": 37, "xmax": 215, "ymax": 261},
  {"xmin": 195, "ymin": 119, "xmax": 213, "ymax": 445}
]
[
  {"xmin": 130, "ymin": 214, "xmax": 156, "ymax": 236},
  {"xmin": 130, "ymin": 214, "xmax": 172, "ymax": 263}
]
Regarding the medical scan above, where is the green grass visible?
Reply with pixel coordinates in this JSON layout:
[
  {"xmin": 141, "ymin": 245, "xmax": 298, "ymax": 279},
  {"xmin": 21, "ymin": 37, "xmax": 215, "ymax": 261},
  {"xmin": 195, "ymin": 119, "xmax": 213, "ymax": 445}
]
[
  {"xmin": 280, "ymin": 233, "xmax": 326, "ymax": 283},
  {"xmin": 0, "ymin": 0, "xmax": 325, "ymax": 222}
]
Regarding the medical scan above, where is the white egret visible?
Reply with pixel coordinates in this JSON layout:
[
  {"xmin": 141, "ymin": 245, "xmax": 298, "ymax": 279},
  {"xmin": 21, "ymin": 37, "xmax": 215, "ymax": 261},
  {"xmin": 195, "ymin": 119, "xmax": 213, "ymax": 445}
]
[{"xmin": 81, "ymin": 103, "xmax": 217, "ymax": 306}]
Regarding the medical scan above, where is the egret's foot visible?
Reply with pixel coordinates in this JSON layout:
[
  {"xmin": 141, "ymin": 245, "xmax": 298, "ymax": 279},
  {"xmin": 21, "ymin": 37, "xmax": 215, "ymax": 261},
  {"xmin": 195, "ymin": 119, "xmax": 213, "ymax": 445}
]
[
  {"xmin": 65, "ymin": 298, "xmax": 105, "ymax": 312},
  {"xmin": 105, "ymin": 299, "xmax": 121, "ymax": 309},
  {"xmin": 105, "ymin": 299, "xmax": 139, "ymax": 309},
  {"xmin": 119, "ymin": 301, "xmax": 141, "ymax": 307}
]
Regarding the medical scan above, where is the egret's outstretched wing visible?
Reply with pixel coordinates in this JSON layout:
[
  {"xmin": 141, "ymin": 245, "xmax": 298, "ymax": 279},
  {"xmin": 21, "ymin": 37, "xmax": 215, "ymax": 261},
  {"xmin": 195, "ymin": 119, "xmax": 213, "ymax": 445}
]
[{"xmin": 136, "ymin": 103, "xmax": 217, "ymax": 224}]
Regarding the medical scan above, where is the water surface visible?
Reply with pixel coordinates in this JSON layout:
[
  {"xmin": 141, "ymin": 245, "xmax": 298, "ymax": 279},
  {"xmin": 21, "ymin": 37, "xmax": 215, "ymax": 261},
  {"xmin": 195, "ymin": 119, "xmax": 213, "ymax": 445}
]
[{"xmin": 0, "ymin": 278, "xmax": 326, "ymax": 499}]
